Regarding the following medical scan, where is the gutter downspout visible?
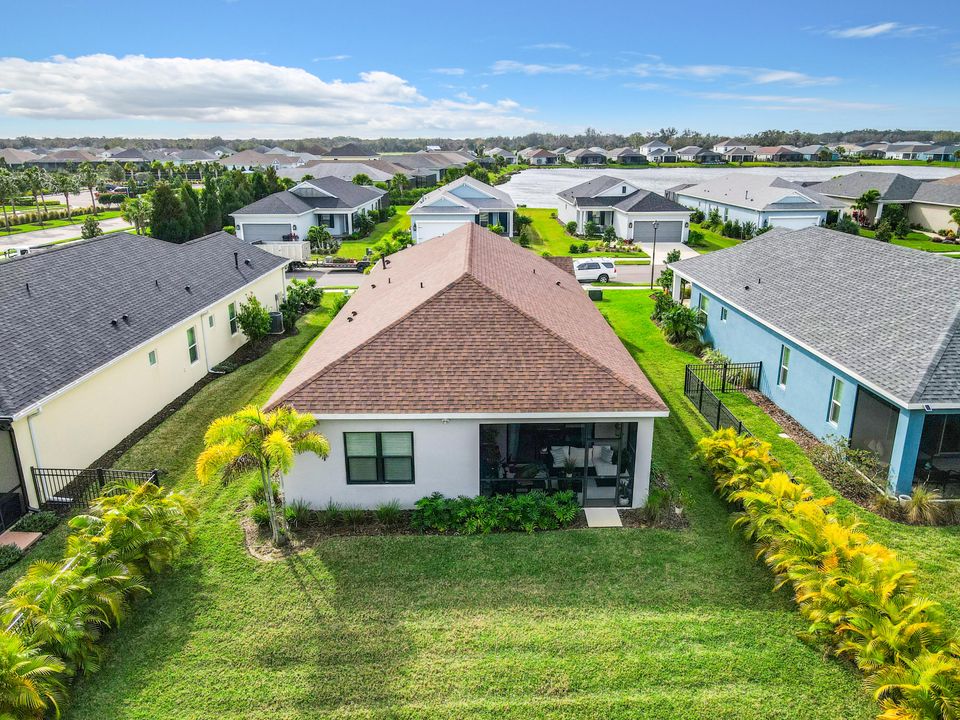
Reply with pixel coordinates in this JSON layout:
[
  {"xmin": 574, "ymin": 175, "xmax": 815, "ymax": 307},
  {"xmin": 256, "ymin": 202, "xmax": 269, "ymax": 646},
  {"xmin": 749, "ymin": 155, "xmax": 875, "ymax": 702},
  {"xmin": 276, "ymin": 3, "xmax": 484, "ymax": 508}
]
[{"xmin": 199, "ymin": 313, "xmax": 225, "ymax": 375}]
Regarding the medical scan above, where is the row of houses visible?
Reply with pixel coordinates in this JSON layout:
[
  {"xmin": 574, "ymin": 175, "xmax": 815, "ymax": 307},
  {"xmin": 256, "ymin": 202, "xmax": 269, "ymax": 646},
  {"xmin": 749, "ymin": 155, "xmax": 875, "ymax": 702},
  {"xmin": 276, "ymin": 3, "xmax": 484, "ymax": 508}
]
[{"xmin": 712, "ymin": 139, "xmax": 960, "ymax": 162}]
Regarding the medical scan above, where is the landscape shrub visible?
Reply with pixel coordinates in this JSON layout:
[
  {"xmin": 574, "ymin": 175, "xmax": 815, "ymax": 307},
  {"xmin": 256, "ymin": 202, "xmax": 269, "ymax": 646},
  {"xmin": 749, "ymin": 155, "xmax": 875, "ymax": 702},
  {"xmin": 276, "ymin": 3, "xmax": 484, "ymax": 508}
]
[
  {"xmin": 565, "ymin": 220, "xmax": 578, "ymax": 234},
  {"xmin": 0, "ymin": 544, "xmax": 23, "ymax": 571},
  {"xmin": 331, "ymin": 293, "xmax": 350, "ymax": 316},
  {"xmin": 283, "ymin": 499, "xmax": 314, "ymax": 528},
  {"xmin": 236, "ymin": 294, "xmax": 272, "ymax": 342},
  {"xmin": 245, "ymin": 476, "xmax": 280, "ymax": 505},
  {"xmin": 690, "ymin": 209, "xmax": 705, "ymax": 224},
  {"xmin": 374, "ymin": 500, "xmax": 403, "ymax": 526},
  {"xmin": 697, "ymin": 429, "xmax": 960, "ymax": 720},
  {"xmin": 251, "ymin": 502, "xmax": 270, "ymax": 527},
  {"xmin": 411, "ymin": 490, "xmax": 579, "ymax": 535},
  {"xmin": 0, "ymin": 480, "xmax": 195, "ymax": 714},
  {"xmin": 686, "ymin": 229, "xmax": 705, "ymax": 246},
  {"xmin": 12, "ymin": 511, "xmax": 60, "ymax": 535}
]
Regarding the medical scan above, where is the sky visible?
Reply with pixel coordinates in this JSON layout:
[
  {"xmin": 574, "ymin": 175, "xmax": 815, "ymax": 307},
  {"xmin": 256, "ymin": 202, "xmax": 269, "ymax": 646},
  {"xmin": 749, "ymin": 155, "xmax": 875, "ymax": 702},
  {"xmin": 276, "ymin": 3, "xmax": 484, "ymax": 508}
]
[{"xmin": 1, "ymin": 0, "xmax": 958, "ymax": 140}]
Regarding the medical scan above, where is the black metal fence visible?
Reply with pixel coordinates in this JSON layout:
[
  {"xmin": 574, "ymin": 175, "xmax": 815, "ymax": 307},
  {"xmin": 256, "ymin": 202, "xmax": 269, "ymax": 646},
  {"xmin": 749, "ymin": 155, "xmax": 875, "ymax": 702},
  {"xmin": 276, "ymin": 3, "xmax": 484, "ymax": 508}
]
[
  {"xmin": 685, "ymin": 361, "xmax": 762, "ymax": 393},
  {"xmin": 684, "ymin": 365, "xmax": 753, "ymax": 436},
  {"xmin": 30, "ymin": 467, "xmax": 159, "ymax": 514}
]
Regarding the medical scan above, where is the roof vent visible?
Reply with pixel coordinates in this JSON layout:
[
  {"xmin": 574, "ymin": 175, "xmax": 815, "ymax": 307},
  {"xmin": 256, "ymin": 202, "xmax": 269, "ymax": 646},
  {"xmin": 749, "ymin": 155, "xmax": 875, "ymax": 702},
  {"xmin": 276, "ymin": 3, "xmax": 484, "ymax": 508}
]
[
  {"xmin": 122, "ymin": 314, "xmax": 129, "ymax": 322},
  {"xmin": 155, "ymin": 279, "xmax": 160, "ymax": 289},
  {"xmin": 420, "ymin": 282, "xmax": 424, "ymax": 288},
  {"xmin": 744, "ymin": 285, "xmax": 750, "ymax": 291},
  {"xmin": 110, "ymin": 319, "xmax": 118, "ymax": 326},
  {"xmin": 371, "ymin": 284, "xmax": 376, "ymax": 289},
  {"xmin": 185, "ymin": 285, "xmax": 191, "ymax": 293},
  {"xmin": 234, "ymin": 252, "xmax": 239, "ymax": 269},
  {"xmin": 351, "ymin": 311, "xmax": 357, "ymax": 316},
  {"xmin": 556, "ymin": 281, "xmax": 561, "ymax": 286},
  {"xmin": 244, "ymin": 259, "xmax": 252, "ymax": 266},
  {"xmin": 347, "ymin": 316, "xmax": 354, "ymax": 322}
]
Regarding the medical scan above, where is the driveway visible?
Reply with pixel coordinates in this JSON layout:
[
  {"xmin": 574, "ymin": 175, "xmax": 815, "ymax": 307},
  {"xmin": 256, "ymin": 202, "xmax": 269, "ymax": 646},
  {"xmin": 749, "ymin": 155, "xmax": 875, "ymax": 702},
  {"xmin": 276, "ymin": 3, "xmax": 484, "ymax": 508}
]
[{"xmin": 0, "ymin": 216, "xmax": 133, "ymax": 250}]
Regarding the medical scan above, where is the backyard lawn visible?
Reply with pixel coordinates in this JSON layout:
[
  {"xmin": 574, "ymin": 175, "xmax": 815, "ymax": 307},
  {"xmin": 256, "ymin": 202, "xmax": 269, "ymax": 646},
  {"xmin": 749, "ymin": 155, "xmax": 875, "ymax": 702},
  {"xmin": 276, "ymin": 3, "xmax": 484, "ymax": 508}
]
[
  {"xmin": 325, "ymin": 205, "xmax": 411, "ymax": 260},
  {"xmin": 525, "ymin": 208, "xmax": 650, "ymax": 258},
  {"xmin": 857, "ymin": 227, "xmax": 960, "ymax": 253},
  {"xmin": 0, "ymin": 294, "xmax": 893, "ymax": 718}
]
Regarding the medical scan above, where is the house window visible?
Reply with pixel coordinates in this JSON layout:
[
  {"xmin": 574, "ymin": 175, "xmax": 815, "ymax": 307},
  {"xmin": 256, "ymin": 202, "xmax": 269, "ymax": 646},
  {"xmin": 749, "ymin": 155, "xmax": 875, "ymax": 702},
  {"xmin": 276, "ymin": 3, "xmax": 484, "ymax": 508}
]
[
  {"xmin": 828, "ymin": 378, "xmax": 844, "ymax": 425},
  {"xmin": 698, "ymin": 294, "xmax": 709, "ymax": 314},
  {"xmin": 228, "ymin": 303, "xmax": 238, "ymax": 335},
  {"xmin": 148, "ymin": 349, "xmax": 158, "ymax": 366},
  {"xmin": 720, "ymin": 307, "xmax": 728, "ymax": 322},
  {"xmin": 344, "ymin": 432, "xmax": 414, "ymax": 484},
  {"xmin": 187, "ymin": 327, "xmax": 199, "ymax": 364},
  {"xmin": 208, "ymin": 314, "xmax": 215, "ymax": 328},
  {"xmin": 778, "ymin": 345, "xmax": 791, "ymax": 388}
]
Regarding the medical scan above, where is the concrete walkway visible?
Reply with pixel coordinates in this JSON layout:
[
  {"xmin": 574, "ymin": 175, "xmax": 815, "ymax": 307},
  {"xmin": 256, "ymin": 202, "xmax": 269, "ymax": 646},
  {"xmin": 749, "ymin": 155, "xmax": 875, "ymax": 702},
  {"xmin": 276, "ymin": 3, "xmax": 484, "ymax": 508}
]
[
  {"xmin": 583, "ymin": 507, "xmax": 623, "ymax": 527},
  {"xmin": 0, "ymin": 216, "xmax": 132, "ymax": 250}
]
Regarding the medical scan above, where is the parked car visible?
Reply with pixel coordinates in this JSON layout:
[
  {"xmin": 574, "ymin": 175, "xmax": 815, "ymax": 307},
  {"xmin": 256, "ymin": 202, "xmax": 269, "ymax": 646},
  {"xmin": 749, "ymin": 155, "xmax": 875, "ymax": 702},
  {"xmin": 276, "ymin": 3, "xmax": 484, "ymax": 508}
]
[{"xmin": 573, "ymin": 259, "xmax": 617, "ymax": 283}]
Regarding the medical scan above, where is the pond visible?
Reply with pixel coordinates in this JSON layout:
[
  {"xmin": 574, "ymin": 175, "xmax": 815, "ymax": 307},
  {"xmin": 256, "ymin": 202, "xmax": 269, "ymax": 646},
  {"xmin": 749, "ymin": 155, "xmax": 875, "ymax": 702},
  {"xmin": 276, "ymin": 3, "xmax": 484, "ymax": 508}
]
[{"xmin": 501, "ymin": 165, "xmax": 960, "ymax": 207}]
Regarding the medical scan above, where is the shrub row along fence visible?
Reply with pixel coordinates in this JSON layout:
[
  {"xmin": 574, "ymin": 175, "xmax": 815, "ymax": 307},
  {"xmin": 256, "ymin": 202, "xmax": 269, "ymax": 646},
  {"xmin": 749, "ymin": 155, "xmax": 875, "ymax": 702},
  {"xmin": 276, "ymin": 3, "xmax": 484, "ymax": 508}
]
[
  {"xmin": 31, "ymin": 466, "xmax": 160, "ymax": 514},
  {"xmin": 683, "ymin": 362, "xmax": 760, "ymax": 435},
  {"xmin": 0, "ymin": 479, "xmax": 197, "ymax": 717},
  {"xmin": 698, "ymin": 428, "xmax": 960, "ymax": 719}
]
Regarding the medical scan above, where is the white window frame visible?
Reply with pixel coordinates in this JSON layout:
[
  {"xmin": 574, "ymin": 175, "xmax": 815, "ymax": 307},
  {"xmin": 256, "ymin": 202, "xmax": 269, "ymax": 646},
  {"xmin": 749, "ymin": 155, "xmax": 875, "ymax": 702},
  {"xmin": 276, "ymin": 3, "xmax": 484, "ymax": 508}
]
[
  {"xmin": 828, "ymin": 377, "xmax": 844, "ymax": 425},
  {"xmin": 698, "ymin": 293, "xmax": 709, "ymax": 314},
  {"xmin": 187, "ymin": 327, "xmax": 199, "ymax": 365},
  {"xmin": 147, "ymin": 349, "xmax": 158, "ymax": 367},
  {"xmin": 228, "ymin": 302, "xmax": 238, "ymax": 336},
  {"xmin": 778, "ymin": 345, "xmax": 791, "ymax": 388},
  {"xmin": 208, "ymin": 314, "xmax": 215, "ymax": 328},
  {"xmin": 720, "ymin": 307, "xmax": 728, "ymax": 322}
]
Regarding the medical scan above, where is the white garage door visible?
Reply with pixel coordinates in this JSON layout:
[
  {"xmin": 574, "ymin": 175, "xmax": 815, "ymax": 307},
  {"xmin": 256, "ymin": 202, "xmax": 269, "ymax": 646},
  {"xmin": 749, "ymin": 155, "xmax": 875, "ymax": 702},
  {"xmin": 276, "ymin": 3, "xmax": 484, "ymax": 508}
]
[
  {"xmin": 241, "ymin": 223, "xmax": 291, "ymax": 242},
  {"xmin": 413, "ymin": 220, "xmax": 471, "ymax": 242},
  {"xmin": 768, "ymin": 216, "xmax": 819, "ymax": 229},
  {"xmin": 633, "ymin": 220, "xmax": 683, "ymax": 242}
]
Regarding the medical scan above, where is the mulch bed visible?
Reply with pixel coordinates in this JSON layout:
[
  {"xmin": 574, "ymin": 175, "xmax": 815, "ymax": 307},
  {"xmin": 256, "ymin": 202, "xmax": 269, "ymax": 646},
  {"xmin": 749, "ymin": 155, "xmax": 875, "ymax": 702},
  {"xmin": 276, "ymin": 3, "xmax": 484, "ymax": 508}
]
[
  {"xmin": 90, "ymin": 329, "xmax": 300, "ymax": 470},
  {"xmin": 620, "ymin": 506, "xmax": 689, "ymax": 530},
  {"xmin": 743, "ymin": 389, "xmax": 821, "ymax": 453}
]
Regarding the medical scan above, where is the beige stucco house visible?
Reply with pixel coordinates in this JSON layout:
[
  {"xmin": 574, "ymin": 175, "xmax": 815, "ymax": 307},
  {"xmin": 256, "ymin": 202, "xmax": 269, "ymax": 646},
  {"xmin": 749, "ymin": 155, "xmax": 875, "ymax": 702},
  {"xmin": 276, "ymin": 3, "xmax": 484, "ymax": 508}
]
[{"xmin": 0, "ymin": 231, "xmax": 287, "ymax": 522}]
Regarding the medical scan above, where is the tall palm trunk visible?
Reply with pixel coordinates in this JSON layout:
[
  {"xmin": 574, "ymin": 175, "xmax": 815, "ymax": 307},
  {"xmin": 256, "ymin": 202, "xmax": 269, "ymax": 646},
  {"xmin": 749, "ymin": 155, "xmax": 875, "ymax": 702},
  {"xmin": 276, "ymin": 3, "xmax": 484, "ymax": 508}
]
[
  {"xmin": 88, "ymin": 185, "xmax": 98, "ymax": 214},
  {"xmin": 0, "ymin": 204, "xmax": 8, "ymax": 234},
  {"xmin": 64, "ymin": 191, "xmax": 72, "ymax": 221},
  {"xmin": 33, "ymin": 190, "xmax": 43, "ymax": 226},
  {"xmin": 260, "ymin": 464, "xmax": 283, "ymax": 545}
]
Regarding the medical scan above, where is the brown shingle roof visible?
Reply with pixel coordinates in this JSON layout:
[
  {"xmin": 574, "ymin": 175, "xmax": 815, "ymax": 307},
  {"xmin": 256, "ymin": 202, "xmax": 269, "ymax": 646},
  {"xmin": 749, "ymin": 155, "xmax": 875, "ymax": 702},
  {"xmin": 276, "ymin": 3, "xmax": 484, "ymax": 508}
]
[{"xmin": 267, "ymin": 225, "xmax": 666, "ymax": 415}]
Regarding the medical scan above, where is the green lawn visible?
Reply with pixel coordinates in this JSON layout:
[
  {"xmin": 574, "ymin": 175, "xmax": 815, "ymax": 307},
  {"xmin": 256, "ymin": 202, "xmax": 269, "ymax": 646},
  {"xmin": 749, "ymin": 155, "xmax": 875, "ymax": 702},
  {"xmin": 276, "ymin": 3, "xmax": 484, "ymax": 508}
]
[
  {"xmin": 0, "ymin": 294, "xmax": 889, "ymax": 718},
  {"xmin": 0, "ymin": 210, "xmax": 123, "ymax": 236},
  {"xmin": 317, "ymin": 206, "xmax": 411, "ymax": 260},
  {"xmin": 857, "ymin": 227, "xmax": 960, "ymax": 253},
  {"xmin": 525, "ymin": 208, "xmax": 650, "ymax": 258},
  {"xmin": 688, "ymin": 223, "xmax": 741, "ymax": 253}
]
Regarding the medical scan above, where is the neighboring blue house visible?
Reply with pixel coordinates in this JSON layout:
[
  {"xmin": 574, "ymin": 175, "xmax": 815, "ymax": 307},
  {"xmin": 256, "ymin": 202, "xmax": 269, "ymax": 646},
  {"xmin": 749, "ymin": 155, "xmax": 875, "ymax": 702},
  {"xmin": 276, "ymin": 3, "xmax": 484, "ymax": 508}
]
[{"xmin": 670, "ymin": 226, "xmax": 960, "ymax": 496}]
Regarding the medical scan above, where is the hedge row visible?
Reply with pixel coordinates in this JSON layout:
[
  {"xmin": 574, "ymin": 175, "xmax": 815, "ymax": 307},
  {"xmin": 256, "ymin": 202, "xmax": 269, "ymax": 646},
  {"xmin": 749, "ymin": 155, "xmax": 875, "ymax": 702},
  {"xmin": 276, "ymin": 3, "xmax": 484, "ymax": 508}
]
[
  {"xmin": 0, "ymin": 481, "xmax": 197, "ymax": 718},
  {"xmin": 411, "ymin": 490, "xmax": 580, "ymax": 534},
  {"xmin": 698, "ymin": 429, "xmax": 960, "ymax": 719},
  {"xmin": 1, "ymin": 206, "xmax": 95, "ymax": 226}
]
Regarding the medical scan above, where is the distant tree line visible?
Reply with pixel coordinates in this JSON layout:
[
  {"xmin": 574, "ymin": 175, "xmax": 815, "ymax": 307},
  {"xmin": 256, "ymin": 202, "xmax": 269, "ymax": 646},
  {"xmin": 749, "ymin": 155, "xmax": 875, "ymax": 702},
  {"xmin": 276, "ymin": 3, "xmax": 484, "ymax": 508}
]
[{"xmin": 4, "ymin": 128, "xmax": 960, "ymax": 154}]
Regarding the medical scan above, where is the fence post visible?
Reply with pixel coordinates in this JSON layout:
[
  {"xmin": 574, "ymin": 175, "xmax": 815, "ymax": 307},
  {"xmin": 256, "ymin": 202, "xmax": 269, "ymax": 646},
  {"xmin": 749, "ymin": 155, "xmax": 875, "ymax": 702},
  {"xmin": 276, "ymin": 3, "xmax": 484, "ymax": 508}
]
[
  {"xmin": 149, "ymin": 469, "xmax": 160, "ymax": 486},
  {"xmin": 698, "ymin": 378, "xmax": 705, "ymax": 413},
  {"xmin": 716, "ymin": 398, "xmax": 723, "ymax": 429},
  {"xmin": 720, "ymin": 363, "xmax": 728, "ymax": 393}
]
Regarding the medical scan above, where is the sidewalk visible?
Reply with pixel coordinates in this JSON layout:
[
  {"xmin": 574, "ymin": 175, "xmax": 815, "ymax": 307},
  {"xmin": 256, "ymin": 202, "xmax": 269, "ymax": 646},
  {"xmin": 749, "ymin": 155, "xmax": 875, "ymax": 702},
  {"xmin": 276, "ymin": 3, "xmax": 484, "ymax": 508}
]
[{"xmin": 0, "ymin": 216, "xmax": 132, "ymax": 250}]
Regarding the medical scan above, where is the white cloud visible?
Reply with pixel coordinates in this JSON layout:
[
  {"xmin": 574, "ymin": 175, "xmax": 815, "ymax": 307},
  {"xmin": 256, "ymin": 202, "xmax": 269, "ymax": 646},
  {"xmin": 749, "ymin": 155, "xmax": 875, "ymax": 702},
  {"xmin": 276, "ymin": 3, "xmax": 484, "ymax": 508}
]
[
  {"xmin": 524, "ymin": 42, "xmax": 571, "ymax": 50},
  {"xmin": 431, "ymin": 67, "xmax": 465, "ymax": 75},
  {"xmin": 827, "ymin": 22, "xmax": 928, "ymax": 38},
  {"xmin": 692, "ymin": 91, "xmax": 891, "ymax": 112},
  {"xmin": 491, "ymin": 58, "xmax": 839, "ymax": 85},
  {"xmin": 314, "ymin": 54, "xmax": 350, "ymax": 61},
  {"xmin": 0, "ymin": 54, "xmax": 543, "ymax": 136}
]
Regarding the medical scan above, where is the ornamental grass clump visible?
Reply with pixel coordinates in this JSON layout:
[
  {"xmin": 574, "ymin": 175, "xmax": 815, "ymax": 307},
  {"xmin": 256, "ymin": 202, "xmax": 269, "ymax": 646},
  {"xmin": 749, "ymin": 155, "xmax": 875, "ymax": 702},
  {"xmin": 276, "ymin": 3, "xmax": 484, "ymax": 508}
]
[{"xmin": 697, "ymin": 428, "xmax": 960, "ymax": 720}]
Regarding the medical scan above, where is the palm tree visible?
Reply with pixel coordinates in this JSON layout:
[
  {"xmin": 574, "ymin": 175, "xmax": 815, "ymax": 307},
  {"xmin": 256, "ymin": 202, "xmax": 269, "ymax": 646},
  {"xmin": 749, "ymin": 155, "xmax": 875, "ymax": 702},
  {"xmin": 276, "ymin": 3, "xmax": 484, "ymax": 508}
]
[
  {"xmin": 2, "ymin": 557, "xmax": 143, "ymax": 673},
  {"xmin": 68, "ymin": 478, "xmax": 197, "ymax": 576},
  {"xmin": 853, "ymin": 189, "xmax": 882, "ymax": 224},
  {"xmin": 50, "ymin": 172, "xmax": 80, "ymax": 221},
  {"xmin": 22, "ymin": 167, "xmax": 50, "ymax": 226},
  {"xmin": 950, "ymin": 207, "xmax": 960, "ymax": 232},
  {"xmin": 660, "ymin": 304, "xmax": 706, "ymax": 346},
  {"xmin": 866, "ymin": 649, "xmax": 960, "ymax": 719},
  {"xmin": 196, "ymin": 405, "xmax": 330, "ymax": 545},
  {"xmin": 121, "ymin": 196, "xmax": 152, "ymax": 235},
  {"xmin": 0, "ymin": 169, "xmax": 19, "ymax": 233},
  {"xmin": 78, "ymin": 162, "xmax": 100, "ymax": 214},
  {"xmin": 0, "ymin": 632, "xmax": 65, "ymax": 719}
]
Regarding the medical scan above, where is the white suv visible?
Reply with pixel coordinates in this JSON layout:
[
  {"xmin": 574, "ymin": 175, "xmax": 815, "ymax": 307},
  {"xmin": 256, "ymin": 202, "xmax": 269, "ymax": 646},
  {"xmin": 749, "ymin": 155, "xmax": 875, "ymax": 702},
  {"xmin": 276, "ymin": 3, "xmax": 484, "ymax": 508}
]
[{"xmin": 573, "ymin": 259, "xmax": 617, "ymax": 284}]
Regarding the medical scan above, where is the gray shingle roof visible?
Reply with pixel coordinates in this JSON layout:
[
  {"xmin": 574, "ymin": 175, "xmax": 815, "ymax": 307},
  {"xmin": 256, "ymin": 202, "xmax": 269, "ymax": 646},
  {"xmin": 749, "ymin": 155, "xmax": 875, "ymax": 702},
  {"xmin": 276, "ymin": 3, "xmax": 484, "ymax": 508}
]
[
  {"xmin": 558, "ymin": 176, "xmax": 690, "ymax": 213},
  {"xmin": 233, "ymin": 176, "xmax": 385, "ymax": 215},
  {"xmin": 0, "ymin": 232, "xmax": 287, "ymax": 417},
  {"xmin": 671, "ymin": 226, "xmax": 960, "ymax": 407},
  {"xmin": 810, "ymin": 171, "xmax": 923, "ymax": 202},
  {"xmin": 912, "ymin": 178, "xmax": 960, "ymax": 207}
]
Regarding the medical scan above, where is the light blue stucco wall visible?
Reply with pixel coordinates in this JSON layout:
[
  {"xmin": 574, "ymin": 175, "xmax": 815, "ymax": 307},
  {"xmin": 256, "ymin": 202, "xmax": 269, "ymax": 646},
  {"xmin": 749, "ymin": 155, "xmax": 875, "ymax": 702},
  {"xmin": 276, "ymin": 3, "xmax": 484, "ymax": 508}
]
[{"xmin": 691, "ymin": 283, "xmax": 925, "ymax": 494}]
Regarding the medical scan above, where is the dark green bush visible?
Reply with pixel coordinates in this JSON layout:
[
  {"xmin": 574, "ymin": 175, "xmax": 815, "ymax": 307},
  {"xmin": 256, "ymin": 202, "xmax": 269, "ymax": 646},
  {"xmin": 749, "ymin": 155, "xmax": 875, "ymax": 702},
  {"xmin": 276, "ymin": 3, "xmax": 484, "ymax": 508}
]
[
  {"xmin": 251, "ymin": 503, "xmax": 270, "ymax": 527},
  {"xmin": 0, "ymin": 543, "xmax": 24, "ymax": 570},
  {"xmin": 374, "ymin": 500, "xmax": 403, "ymax": 526},
  {"xmin": 13, "ymin": 510, "xmax": 60, "ymax": 534},
  {"xmin": 411, "ymin": 490, "xmax": 579, "ymax": 535}
]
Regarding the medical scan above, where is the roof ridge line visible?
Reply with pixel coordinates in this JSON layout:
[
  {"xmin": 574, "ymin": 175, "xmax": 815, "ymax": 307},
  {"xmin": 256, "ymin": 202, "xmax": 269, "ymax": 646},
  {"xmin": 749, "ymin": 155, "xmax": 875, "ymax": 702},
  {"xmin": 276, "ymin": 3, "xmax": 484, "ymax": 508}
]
[
  {"xmin": 265, "ymin": 269, "xmax": 470, "ymax": 411},
  {"xmin": 459, "ymin": 274, "xmax": 663, "ymax": 407},
  {"xmin": 911, "ymin": 302, "xmax": 960, "ymax": 402}
]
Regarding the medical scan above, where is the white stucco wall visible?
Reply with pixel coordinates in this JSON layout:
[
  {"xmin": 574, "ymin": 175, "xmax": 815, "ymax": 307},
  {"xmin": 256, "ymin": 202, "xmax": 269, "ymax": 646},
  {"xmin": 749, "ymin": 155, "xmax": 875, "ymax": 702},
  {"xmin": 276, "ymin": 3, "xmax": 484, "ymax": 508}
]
[
  {"xmin": 13, "ymin": 268, "xmax": 286, "ymax": 507},
  {"xmin": 410, "ymin": 214, "xmax": 476, "ymax": 242},
  {"xmin": 908, "ymin": 203, "xmax": 955, "ymax": 232},
  {"xmin": 675, "ymin": 194, "xmax": 826, "ymax": 229},
  {"xmin": 281, "ymin": 415, "xmax": 657, "ymax": 509}
]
